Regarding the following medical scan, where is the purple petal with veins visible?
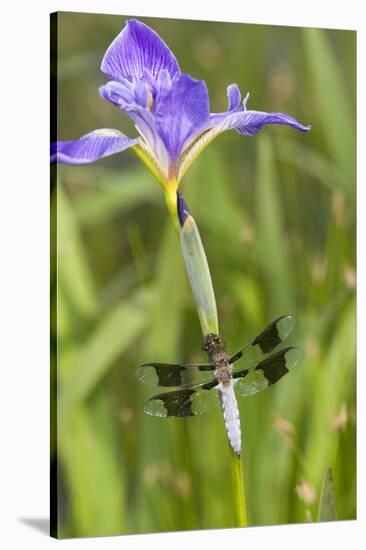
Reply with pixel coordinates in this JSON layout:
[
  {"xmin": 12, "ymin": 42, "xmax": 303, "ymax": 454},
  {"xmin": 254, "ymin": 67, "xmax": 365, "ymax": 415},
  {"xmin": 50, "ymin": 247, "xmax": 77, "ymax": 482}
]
[
  {"xmin": 226, "ymin": 84, "xmax": 242, "ymax": 111},
  {"xmin": 155, "ymin": 73, "xmax": 210, "ymax": 171},
  {"xmin": 210, "ymin": 88, "xmax": 311, "ymax": 137},
  {"xmin": 50, "ymin": 129, "xmax": 138, "ymax": 165},
  {"xmin": 210, "ymin": 109, "xmax": 311, "ymax": 136},
  {"xmin": 99, "ymin": 80, "xmax": 169, "ymax": 169},
  {"xmin": 101, "ymin": 19, "xmax": 181, "ymax": 84}
]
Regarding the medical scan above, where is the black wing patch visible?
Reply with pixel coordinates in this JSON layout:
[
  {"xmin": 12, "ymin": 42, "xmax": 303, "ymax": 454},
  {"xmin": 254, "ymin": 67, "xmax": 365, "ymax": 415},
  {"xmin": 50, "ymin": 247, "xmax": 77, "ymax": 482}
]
[
  {"xmin": 135, "ymin": 362, "xmax": 214, "ymax": 388},
  {"xmin": 143, "ymin": 379, "xmax": 220, "ymax": 417},
  {"xmin": 230, "ymin": 315, "xmax": 296, "ymax": 367},
  {"xmin": 233, "ymin": 347, "xmax": 302, "ymax": 397}
]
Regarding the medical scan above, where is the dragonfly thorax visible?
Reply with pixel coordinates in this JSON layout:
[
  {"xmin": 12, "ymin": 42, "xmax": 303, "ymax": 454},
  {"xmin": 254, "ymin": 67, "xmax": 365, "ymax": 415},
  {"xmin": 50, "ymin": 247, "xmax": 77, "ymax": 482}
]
[{"xmin": 203, "ymin": 333, "xmax": 232, "ymax": 383}]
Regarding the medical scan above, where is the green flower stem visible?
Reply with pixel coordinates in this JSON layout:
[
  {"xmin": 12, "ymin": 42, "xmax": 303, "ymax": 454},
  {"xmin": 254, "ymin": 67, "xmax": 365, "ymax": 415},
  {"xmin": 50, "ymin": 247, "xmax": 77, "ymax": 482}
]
[
  {"xmin": 178, "ymin": 199, "xmax": 248, "ymax": 527},
  {"xmin": 230, "ymin": 448, "xmax": 248, "ymax": 527},
  {"xmin": 164, "ymin": 187, "xmax": 180, "ymax": 232}
]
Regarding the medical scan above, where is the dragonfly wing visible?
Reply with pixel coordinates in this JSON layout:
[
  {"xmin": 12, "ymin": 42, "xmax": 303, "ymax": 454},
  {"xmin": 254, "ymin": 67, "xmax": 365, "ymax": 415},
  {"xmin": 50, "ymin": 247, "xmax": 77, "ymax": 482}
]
[
  {"xmin": 136, "ymin": 362, "xmax": 215, "ymax": 387},
  {"xmin": 143, "ymin": 379, "xmax": 220, "ymax": 417},
  {"xmin": 234, "ymin": 347, "xmax": 302, "ymax": 397},
  {"xmin": 230, "ymin": 315, "xmax": 296, "ymax": 368}
]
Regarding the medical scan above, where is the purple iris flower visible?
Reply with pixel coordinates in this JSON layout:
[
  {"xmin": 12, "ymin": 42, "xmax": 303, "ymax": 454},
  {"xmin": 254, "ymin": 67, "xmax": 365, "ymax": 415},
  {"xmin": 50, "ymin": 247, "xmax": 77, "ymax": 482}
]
[{"xmin": 51, "ymin": 19, "xmax": 310, "ymax": 191}]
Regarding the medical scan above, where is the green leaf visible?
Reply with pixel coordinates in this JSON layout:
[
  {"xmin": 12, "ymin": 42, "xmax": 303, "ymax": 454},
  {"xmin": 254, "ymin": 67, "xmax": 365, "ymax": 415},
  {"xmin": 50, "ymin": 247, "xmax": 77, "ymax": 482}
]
[
  {"xmin": 303, "ymin": 28, "xmax": 355, "ymax": 203},
  {"xmin": 60, "ymin": 393, "xmax": 126, "ymax": 537},
  {"xmin": 65, "ymin": 286, "xmax": 153, "ymax": 407},
  {"xmin": 276, "ymin": 137, "xmax": 346, "ymax": 193},
  {"xmin": 304, "ymin": 297, "xmax": 356, "ymax": 487},
  {"xmin": 255, "ymin": 135, "xmax": 295, "ymax": 314},
  {"xmin": 73, "ymin": 167, "xmax": 161, "ymax": 227},
  {"xmin": 185, "ymin": 146, "xmax": 247, "ymax": 259},
  {"xmin": 57, "ymin": 183, "xmax": 98, "ymax": 320},
  {"xmin": 145, "ymin": 224, "xmax": 186, "ymax": 359},
  {"xmin": 318, "ymin": 468, "xmax": 337, "ymax": 522}
]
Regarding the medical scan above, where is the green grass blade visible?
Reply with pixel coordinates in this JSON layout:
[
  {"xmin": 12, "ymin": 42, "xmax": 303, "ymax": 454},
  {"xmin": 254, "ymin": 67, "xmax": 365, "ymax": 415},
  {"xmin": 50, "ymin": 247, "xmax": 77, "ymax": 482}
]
[
  {"xmin": 318, "ymin": 468, "xmax": 337, "ymax": 522},
  {"xmin": 65, "ymin": 286, "xmax": 153, "ymax": 407},
  {"xmin": 304, "ymin": 298, "xmax": 356, "ymax": 488},
  {"xmin": 255, "ymin": 135, "xmax": 295, "ymax": 314},
  {"xmin": 276, "ymin": 137, "xmax": 347, "ymax": 192},
  {"xmin": 60, "ymin": 394, "xmax": 126, "ymax": 537},
  {"xmin": 57, "ymin": 182, "xmax": 97, "ymax": 320},
  {"xmin": 303, "ymin": 28, "xmax": 355, "ymax": 202},
  {"xmin": 185, "ymin": 146, "xmax": 247, "ymax": 257},
  {"xmin": 73, "ymin": 167, "xmax": 161, "ymax": 227}
]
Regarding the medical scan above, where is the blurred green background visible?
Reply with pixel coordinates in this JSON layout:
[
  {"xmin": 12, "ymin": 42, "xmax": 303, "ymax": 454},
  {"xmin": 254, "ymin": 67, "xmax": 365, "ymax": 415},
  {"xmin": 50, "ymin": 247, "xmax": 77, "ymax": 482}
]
[{"xmin": 51, "ymin": 12, "xmax": 356, "ymax": 538}]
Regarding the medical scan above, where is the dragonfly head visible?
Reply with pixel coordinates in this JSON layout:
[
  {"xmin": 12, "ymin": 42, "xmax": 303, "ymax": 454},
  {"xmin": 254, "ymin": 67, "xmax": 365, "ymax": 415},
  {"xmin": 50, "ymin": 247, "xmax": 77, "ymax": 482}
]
[{"xmin": 202, "ymin": 333, "xmax": 227, "ymax": 353}]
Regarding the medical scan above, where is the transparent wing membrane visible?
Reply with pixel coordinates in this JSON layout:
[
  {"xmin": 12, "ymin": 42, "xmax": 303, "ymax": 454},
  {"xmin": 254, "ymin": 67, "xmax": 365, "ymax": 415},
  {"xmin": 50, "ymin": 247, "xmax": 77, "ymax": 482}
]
[
  {"xmin": 144, "ymin": 380, "xmax": 220, "ymax": 417},
  {"xmin": 135, "ymin": 362, "xmax": 215, "ymax": 388},
  {"xmin": 230, "ymin": 315, "xmax": 296, "ymax": 368},
  {"xmin": 234, "ymin": 347, "xmax": 302, "ymax": 397}
]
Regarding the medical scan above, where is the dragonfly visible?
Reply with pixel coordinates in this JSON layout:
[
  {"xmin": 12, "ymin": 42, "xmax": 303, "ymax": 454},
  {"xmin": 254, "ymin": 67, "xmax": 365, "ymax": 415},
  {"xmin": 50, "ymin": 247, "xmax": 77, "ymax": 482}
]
[{"xmin": 135, "ymin": 315, "xmax": 302, "ymax": 457}]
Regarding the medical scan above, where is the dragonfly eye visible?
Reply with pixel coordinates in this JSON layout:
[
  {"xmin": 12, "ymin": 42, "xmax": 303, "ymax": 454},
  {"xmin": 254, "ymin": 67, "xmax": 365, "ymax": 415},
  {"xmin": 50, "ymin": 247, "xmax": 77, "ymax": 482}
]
[{"xmin": 202, "ymin": 333, "xmax": 226, "ymax": 351}]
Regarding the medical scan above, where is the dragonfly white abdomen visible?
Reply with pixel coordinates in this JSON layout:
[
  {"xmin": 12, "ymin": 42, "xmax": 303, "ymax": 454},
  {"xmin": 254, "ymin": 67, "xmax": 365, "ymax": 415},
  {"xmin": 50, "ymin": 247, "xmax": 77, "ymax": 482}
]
[{"xmin": 218, "ymin": 381, "xmax": 241, "ymax": 458}]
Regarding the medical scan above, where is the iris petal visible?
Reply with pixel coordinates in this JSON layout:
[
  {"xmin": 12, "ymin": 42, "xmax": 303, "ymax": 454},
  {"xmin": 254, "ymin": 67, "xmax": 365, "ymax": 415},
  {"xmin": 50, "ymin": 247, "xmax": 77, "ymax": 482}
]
[
  {"xmin": 99, "ymin": 80, "xmax": 135, "ymax": 107},
  {"xmin": 101, "ymin": 19, "xmax": 181, "ymax": 84},
  {"xmin": 226, "ymin": 84, "xmax": 242, "ymax": 111},
  {"xmin": 51, "ymin": 129, "xmax": 138, "ymax": 165},
  {"xmin": 211, "ymin": 109, "xmax": 311, "ymax": 136},
  {"xmin": 155, "ymin": 73, "xmax": 210, "ymax": 170},
  {"xmin": 210, "ymin": 90, "xmax": 310, "ymax": 136},
  {"xmin": 99, "ymin": 80, "xmax": 170, "ymax": 175},
  {"xmin": 99, "ymin": 79, "xmax": 150, "ymax": 109}
]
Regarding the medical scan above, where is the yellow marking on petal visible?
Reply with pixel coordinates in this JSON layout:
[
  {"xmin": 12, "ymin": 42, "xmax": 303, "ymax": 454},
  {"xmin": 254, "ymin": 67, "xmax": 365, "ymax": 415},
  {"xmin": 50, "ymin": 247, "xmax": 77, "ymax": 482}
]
[
  {"xmin": 133, "ymin": 143, "xmax": 179, "ymax": 229},
  {"xmin": 132, "ymin": 139, "xmax": 167, "ymax": 188},
  {"xmin": 93, "ymin": 129, "xmax": 122, "ymax": 137},
  {"xmin": 147, "ymin": 91, "xmax": 153, "ymax": 111},
  {"xmin": 177, "ymin": 126, "xmax": 222, "ymax": 183}
]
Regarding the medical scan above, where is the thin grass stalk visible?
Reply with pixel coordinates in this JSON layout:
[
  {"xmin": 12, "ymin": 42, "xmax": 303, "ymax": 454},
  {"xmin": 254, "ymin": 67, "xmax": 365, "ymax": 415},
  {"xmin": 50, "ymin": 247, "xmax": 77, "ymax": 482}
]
[{"xmin": 230, "ymin": 448, "xmax": 248, "ymax": 526}]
